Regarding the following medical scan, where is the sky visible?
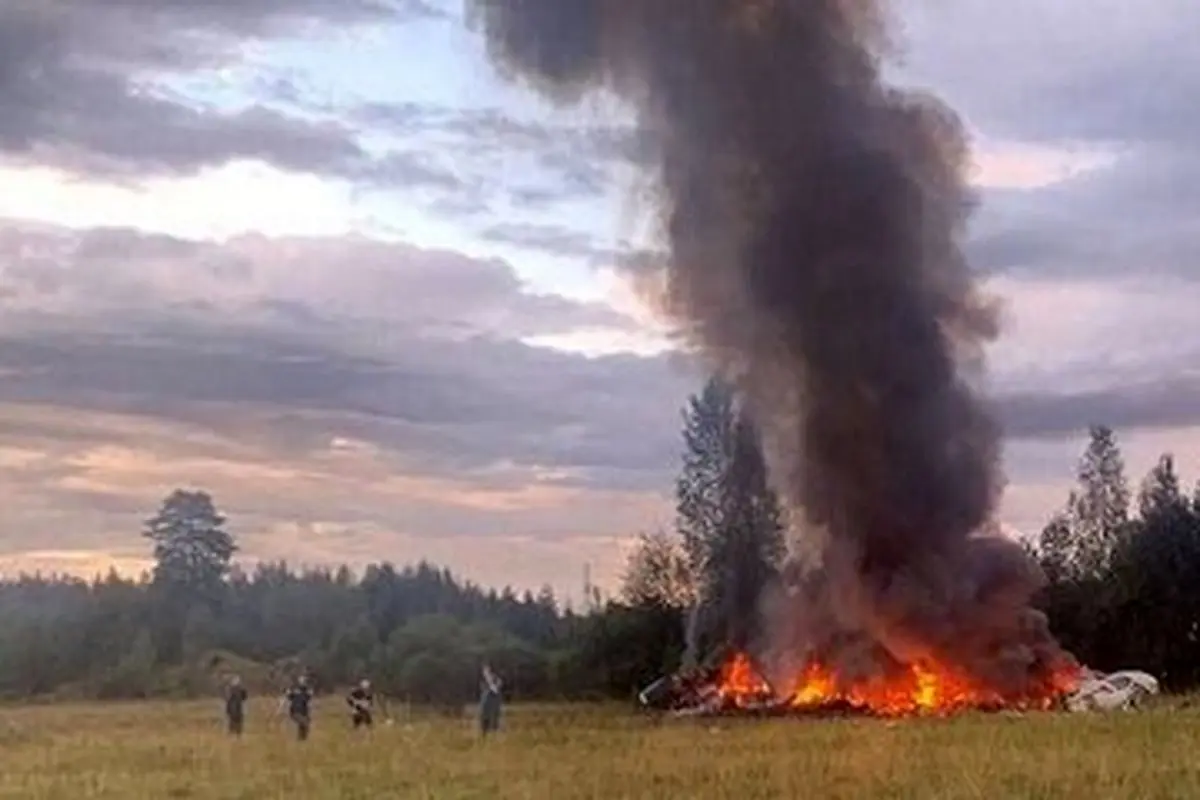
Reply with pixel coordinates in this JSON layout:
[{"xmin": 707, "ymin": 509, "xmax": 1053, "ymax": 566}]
[{"xmin": 1, "ymin": 0, "xmax": 1198, "ymax": 601}]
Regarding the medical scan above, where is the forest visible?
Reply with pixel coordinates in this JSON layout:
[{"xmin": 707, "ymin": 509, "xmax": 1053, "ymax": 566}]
[{"xmin": 0, "ymin": 379, "xmax": 1197, "ymax": 704}]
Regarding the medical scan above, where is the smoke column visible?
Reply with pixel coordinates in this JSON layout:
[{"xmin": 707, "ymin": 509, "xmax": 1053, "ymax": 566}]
[{"xmin": 467, "ymin": 0, "xmax": 1076, "ymax": 693}]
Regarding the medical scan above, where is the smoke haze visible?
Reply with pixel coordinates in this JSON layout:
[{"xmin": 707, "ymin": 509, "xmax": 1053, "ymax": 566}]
[{"xmin": 466, "ymin": 0, "xmax": 1075, "ymax": 694}]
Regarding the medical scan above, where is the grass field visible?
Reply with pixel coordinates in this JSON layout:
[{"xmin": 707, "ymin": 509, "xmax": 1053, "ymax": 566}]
[{"xmin": 1, "ymin": 699, "xmax": 1199, "ymax": 799}]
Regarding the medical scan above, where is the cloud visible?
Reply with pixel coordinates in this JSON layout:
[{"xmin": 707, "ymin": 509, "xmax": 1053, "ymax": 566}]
[
  {"xmin": 354, "ymin": 101, "xmax": 647, "ymax": 210},
  {"xmin": 0, "ymin": 0, "xmax": 447, "ymax": 184},
  {"xmin": 889, "ymin": 0, "xmax": 1200, "ymax": 287},
  {"xmin": 970, "ymin": 149, "xmax": 1200, "ymax": 286},
  {"xmin": 0, "ymin": 220, "xmax": 688, "ymax": 488},
  {"xmin": 1, "ymin": 221, "xmax": 1193, "ymax": 482},
  {"xmin": 894, "ymin": 0, "xmax": 1200, "ymax": 148},
  {"xmin": 999, "ymin": 377, "xmax": 1200, "ymax": 441},
  {"xmin": 481, "ymin": 222, "xmax": 611, "ymax": 260},
  {"xmin": 0, "ymin": 218, "xmax": 690, "ymax": 592},
  {"xmin": 985, "ymin": 273, "xmax": 1200, "ymax": 392}
]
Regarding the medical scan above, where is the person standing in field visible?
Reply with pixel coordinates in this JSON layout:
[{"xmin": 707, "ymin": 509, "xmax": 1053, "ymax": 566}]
[
  {"xmin": 346, "ymin": 678, "xmax": 375, "ymax": 730},
  {"xmin": 224, "ymin": 675, "xmax": 248, "ymax": 736},
  {"xmin": 280, "ymin": 674, "xmax": 314, "ymax": 741},
  {"xmin": 479, "ymin": 662, "xmax": 503, "ymax": 736}
]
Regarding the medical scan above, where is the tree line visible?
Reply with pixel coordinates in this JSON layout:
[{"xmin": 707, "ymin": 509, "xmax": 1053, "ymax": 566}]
[{"xmin": 0, "ymin": 378, "xmax": 1196, "ymax": 704}]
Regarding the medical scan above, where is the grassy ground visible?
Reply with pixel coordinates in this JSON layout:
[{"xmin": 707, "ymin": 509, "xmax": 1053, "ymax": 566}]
[{"xmin": 1, "ymin": 699, "xmax": 1199, "ymax": 799}]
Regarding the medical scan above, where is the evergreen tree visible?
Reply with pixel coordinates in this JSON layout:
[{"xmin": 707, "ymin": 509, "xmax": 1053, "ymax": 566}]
[
  {"xmin": 144, "ymin": 489, "xmax": 237, "ymax": 597},
  {"xmin": 711, "ymin": 412, "xmax": 786, "ymax": 649},
  {"xmin": 143, "ymin": 489, "xmax": 237, "ymax": 662},
  {"xmin": 675, "ymin": 377, "xmax": 737, "ymax": 580},
  {"xmin": 1068, "ymin": 425, "xmax": 1130, "ymax": 576},
  {"xmin": 1138, "ymin": 454, "xmax": 1185, "ymax": 520},
  {"xmin": 674, "ymin": 376, "xmax": 786, "ymax": 658}
]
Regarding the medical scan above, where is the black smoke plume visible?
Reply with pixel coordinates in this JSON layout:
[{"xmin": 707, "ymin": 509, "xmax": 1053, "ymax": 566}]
[{"xmin": 466, "ymin": 0, "xmax": 1076, "ymax": 694}]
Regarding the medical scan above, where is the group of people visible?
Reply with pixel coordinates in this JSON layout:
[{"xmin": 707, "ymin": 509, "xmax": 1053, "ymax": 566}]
[
  {"xmin": 222, "ymin": 674, "xmax": 380, "ymax": 740},
  {"xmin": 221, "ymin": 664, "xmax": 505, "ymax": 740}
]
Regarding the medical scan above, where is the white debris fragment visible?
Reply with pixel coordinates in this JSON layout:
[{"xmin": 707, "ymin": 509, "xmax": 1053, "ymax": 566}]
[{"xmin": 1065, "ymin": 669, "xmax": 1160, "ymax": 712}]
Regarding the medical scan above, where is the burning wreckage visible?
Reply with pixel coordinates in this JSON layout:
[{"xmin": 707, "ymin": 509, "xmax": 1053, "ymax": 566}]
[
  {"xmin": 641, "ymin": 650, "xmax": 1085, "ymax": 719},
  {"xmin": 639, "ymin": 642, "xmax": 1159, "ymax": 719}
]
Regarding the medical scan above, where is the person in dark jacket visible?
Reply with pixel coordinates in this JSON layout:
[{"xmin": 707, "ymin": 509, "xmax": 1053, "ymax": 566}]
[
  {"xmin": 280, "ymin": 675, "xmax": 314, "ymax": 741},
  {"xmin": 224, "ymin": 675, "xmax": 248, "ymax": 736},
  {"xmin": 346, "ymin": 679, "xmax": 375, "ymax": 729}
]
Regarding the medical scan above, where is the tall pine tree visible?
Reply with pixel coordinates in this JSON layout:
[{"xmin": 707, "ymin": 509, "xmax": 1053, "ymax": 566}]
[
  {"xmin": 676, "ymin": 377, "xmax": 736, "ymax": 581},
  {"xmin": 675, "ymin": 377, "xmax": 785, "ymax": 660},
  {"xmin": 144, "ymin": 489, "xmax": 237, "ymax": 662},
  {"xmin": 145, "ymin": 489, "xmax": 237, "ymax": 597},
  {"xmin": 1138, "ymin": 454, "xmax": 1185, "ymax": 520},
  {"xmin": 1068, "ymin": 425, "xmax": 1130, "ymax": 577}
]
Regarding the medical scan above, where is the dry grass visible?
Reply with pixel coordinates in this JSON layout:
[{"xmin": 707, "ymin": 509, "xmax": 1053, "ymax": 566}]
[{"xmin": 1, "ymin": 699, "xmax": 1198, "ymax": 798}]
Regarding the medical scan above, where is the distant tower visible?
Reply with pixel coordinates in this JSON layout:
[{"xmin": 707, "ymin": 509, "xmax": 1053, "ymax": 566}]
[{"xmin": 582, "ymin": 562, "xmax": 593, "ymax": 612}]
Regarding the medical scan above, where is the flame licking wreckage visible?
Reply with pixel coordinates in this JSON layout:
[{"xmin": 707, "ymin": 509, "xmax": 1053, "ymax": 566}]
[{"xmin": 467, "ymin": 0, "xmax": 1156, "ymax": 717}]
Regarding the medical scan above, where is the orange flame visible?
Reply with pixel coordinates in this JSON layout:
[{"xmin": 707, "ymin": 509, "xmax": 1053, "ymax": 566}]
[
  {"xmin": 715, "ymin": 652, "xmax": 1081, "ymax": 716},
  {"xmin": 716, "ymin": 652, "xmax": 774, "ymax": 703}
]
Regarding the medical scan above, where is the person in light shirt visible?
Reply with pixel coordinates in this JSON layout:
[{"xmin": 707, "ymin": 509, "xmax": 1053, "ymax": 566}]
[{"xmin": 479, "ymin": 663, "xmax": 503, "ymax": 735}]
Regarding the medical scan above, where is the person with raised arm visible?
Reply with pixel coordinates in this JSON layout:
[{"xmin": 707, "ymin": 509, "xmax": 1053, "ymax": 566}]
[{"xmin": 479, "ymin": 662, "xmax": 503, "ymax": 736}]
